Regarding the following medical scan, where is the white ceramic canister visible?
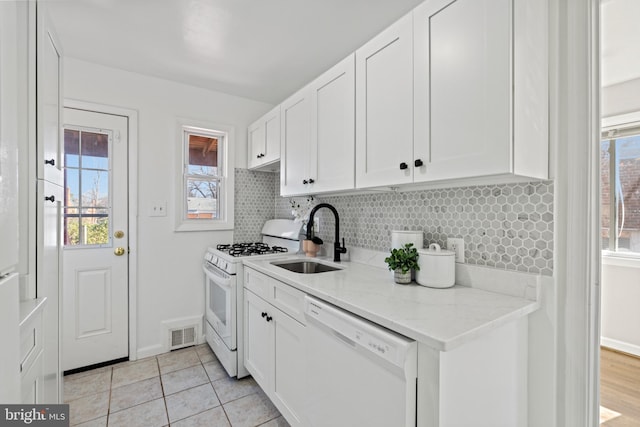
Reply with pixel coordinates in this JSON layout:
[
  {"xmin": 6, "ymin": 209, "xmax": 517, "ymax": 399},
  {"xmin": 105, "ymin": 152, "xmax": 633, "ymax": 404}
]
[
  {"xmin": 391, "ymin": 230, "xmax": 423, "ymax": 250},
  {"xmin": 415, "ymin": 243, "xmax": 455, "ymax": 288}
]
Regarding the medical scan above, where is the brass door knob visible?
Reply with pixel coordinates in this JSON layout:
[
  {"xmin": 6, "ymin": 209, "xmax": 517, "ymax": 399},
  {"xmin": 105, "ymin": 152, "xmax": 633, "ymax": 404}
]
[
  {"xmin": 114, "ymin": 247, "xmax": 126, "ymax": 256},
  {"xmin": 114, "ymin": 230, "xmax": 125, "ymax": 239}
]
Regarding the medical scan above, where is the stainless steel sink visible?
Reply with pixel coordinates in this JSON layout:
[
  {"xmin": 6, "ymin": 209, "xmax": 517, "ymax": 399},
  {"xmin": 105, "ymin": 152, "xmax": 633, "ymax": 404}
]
[{"xmin": 272, "ymin": 260, "xmax": 342, "ymax": 274}]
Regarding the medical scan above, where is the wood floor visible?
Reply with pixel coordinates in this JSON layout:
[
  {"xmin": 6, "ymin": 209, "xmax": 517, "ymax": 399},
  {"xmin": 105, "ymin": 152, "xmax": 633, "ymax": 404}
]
[{"xmin": 600, "ymin": 347, "xmax": 640, "ymax": 426}]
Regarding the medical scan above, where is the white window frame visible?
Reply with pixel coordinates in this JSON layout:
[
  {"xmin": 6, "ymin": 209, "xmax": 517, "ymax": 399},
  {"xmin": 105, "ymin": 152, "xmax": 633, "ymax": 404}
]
[
  {"xmin": 601, "ymin": 111, "xmax": 640, "ymax": 262},
  {"xmin": 175, "ymin": 118, "xmax": 234, "ymax": 232}
]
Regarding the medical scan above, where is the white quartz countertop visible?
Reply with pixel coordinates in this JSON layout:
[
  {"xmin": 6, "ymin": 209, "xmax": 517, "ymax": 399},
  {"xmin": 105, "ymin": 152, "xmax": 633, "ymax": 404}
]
[{"xmin": 242, "ymin": 255, "xmax": 539, "ymax": 351}]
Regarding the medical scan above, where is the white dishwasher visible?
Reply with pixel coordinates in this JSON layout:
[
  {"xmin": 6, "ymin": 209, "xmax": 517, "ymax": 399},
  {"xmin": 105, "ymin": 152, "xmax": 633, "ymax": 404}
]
[{"xmin": 304, "ymin": 296, "xmax": 417, "ymax": 427}]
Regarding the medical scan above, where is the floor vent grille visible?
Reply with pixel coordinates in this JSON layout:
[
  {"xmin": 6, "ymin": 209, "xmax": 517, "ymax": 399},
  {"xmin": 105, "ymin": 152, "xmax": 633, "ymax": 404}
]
[{"xmin": 169, "ymin": 326, "xmax": 197, "ymax": 350}]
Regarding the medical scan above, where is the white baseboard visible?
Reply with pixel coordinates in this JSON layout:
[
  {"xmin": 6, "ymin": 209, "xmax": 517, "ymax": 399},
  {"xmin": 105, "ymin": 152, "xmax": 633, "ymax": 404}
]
[
  {"xmin": 601, "ymin": 337, "xmax": 640, "ymax": 357},
  {"xmin": 135, "ymin": 344, "xmax": 165, "ymax": 360}
]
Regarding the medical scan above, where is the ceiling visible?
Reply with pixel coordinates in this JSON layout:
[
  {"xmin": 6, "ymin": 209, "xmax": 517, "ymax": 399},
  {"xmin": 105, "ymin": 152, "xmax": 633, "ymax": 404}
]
[
  {"xmin": 601, "ymin": 0, "xmax": 640, "ymax": 87},
  {"xmin": 46, "ymin": 0, "xmax": 424, "ymax": 104}
]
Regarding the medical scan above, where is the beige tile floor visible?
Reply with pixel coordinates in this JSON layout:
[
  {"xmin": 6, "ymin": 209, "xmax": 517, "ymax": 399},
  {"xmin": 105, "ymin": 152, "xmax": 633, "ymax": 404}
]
[{"xmin": 64, "ymin": 344, "xmax": 289, "ymax": 427}]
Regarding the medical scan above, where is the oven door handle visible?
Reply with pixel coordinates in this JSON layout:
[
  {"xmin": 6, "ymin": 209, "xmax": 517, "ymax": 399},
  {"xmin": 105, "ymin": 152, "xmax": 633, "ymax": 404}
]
[{"xmin": 202, "ymin": 265, "xmax": 233, "ymax": 288}]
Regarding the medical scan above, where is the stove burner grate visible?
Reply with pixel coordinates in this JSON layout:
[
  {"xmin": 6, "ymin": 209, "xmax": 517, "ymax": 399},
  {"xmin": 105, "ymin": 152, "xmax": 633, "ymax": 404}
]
[{"xmin": 218, "ymin": 242, "xmax": 290, "ymax": 257}]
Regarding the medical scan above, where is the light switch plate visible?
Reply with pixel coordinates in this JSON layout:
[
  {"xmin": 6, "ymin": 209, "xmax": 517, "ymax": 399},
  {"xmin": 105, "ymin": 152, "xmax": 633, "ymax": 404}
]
[
  {"xmin": 149, "ymin": 201, "xmax": 167, "ymax": 217},
  {"xmin": 447, "ymin": 238, "xmax": 465, "ymax": 263}
]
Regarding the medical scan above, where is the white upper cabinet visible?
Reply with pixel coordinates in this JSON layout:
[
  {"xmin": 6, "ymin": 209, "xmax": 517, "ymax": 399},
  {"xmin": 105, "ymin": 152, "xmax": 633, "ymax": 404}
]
[
  {"xmin": 309, "ymin": 54, "xmax": 355, "ymax": 194},
  {"xmin": 248, "ymin": 106, "xmax": 280, "ymax": 171},
  {"xmin": 280, "ymin": 85, "xmax": 311, "ymax": 196},
  {"xmin": 37, "ymin": 8, "xmax": 63, "ymax": 187},
  {"xmin": 413, "ymin": 0, "xmax": 548, "ymax": 183},
  {"xmin": 281, "ymin": 54, "xmax": 356, "ymax": 197},
  {"xmin": 355, "ymin": 13, "xmax": 414, "ymax": 189}
]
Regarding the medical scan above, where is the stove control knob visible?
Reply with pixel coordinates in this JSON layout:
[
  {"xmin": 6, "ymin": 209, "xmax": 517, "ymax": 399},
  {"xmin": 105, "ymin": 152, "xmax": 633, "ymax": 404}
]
[{"xmin": 221, "ymin": 261, "xmax": 228, "ymax": 271}]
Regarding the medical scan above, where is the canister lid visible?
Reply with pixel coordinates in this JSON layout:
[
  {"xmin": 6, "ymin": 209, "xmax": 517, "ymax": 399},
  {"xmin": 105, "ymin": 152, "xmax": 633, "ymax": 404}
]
[{"xmin": 418, "ymin": 243, "xmax": 455, "ymax": 256}]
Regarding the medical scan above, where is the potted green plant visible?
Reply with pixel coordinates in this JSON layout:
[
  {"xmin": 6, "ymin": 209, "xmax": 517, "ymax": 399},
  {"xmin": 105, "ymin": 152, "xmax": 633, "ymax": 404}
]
[{"xmin": 384, "ymin": 243, "xmax": 420, "ymax": 284}]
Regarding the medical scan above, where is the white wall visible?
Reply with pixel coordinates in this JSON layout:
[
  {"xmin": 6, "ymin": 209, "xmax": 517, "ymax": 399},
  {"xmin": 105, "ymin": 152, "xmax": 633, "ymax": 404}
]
[
  {"xmin": 602, "ymin": 77, "xmax": 640, "ymax": 118},
  {"xmin": 601, "ymin": 260, "xmax": 640, "ymax": 356},
  {"xmin": 64, "ymin": 58, "xmax": 272, "ymax": 357}
]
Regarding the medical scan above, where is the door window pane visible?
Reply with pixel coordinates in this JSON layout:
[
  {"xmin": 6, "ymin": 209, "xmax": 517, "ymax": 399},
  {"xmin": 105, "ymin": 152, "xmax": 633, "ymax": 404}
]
[
  {"xmin": 81, "ymin": 169, "xmax": 109, "ymax": 208},
  {"xmin": 80, "ymin": 131, "xmax": 109, "ymax": 170},
  {"xmin": 63, "ymin": 127, "xmax": 111, "ymax": 247},
  {"xmin": 64, "ymin": 129, "xmax": 80, "ymax": 168}
]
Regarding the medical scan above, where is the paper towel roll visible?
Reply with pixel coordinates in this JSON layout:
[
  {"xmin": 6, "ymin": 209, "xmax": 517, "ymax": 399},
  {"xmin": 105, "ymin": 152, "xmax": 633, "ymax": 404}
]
[{"xmin": 391, "ymin": 230, "xmax": 423, "ymax": 250}]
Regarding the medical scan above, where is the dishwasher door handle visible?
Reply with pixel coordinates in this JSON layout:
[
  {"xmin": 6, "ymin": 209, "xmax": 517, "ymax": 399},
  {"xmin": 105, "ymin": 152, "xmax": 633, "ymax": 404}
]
[{"xmin": 332, "ymin": 329, "xmax": 357, "ymax": 348}]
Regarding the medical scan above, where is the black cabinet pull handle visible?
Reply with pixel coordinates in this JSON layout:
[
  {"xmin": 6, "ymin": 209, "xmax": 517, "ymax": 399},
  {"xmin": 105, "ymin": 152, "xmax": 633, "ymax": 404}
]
[
  {"xmin": 45, "ymin": 159, "xmax": 55, "ymax": 166},
  {"xmin": 256, "ymin": 154, "xmax": 261, "ymax": 159},
  {"xmin": 266, "ymin": 315, "xmax": 273, "ymax": 322},
  {"xmin": 308, "ymin": 178, "xmax": 315, "ymax": 184},
  {"xmin": 399, "ymin": 162, "xmax": 408, "ymax": 170},
  {"xmin": 261, "ymin": 312, "xmax": 267, "ymax": 318},
  {"xmin": 302, "ymin": 179, "xmax": 308, "ymax": 185},
  {"xmin": 45, "ymin": 195, "xmax": 55, "ymax": 203},
  {"xmin": 414, "ymin": 159, "xmax": 424, "ymax": 167}
]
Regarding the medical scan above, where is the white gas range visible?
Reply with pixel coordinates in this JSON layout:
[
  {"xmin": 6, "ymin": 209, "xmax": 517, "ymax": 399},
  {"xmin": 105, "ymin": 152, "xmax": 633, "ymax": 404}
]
[{"xmin": 203, "ymin": 219, "xmax": 302, "ymax": 378}]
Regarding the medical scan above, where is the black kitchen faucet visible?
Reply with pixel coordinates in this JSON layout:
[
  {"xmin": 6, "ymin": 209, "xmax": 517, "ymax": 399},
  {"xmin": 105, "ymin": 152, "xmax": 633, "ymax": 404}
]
[{"xmin": 306, "ymin": 203, "xmax": 348, "ymax": 262}]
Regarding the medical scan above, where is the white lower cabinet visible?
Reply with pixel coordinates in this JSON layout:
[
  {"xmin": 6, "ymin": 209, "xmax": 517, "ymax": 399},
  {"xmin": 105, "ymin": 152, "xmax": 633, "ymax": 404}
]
[
  {"xmin": 245, "ymin": 267, "xmax": 528, "ymax": 427},
  {"xmin": 244, "ymin": 268, "xmax": 306, "ymax": 426},
  {"xmin": 20, "ymin": 300, "xmax": 46, "ymax": 404}
]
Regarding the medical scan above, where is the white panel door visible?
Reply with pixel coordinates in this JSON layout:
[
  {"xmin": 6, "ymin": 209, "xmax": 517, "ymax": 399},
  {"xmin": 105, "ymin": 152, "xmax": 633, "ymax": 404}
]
[
  {"xmin": 355, "ymin": 13, "xmax": 414, "ymax": 189},
  {"xmin": 280, "ymin": 86, "xmax": 311, "ymax": 196},
  {"xmin": 61, "ymin": 108, "xmax": 129, "ymax": 371},
  {"xmin": 310, "ymin": 54, "xmax": 355, "ymax": 194},
  {"xmin": 413, "ymin": 0, "xmax": 512, "ymax": 182}
]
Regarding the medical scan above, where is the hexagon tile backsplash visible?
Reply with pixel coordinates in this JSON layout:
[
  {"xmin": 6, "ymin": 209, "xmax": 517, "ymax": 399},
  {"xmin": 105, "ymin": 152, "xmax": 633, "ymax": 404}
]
[{"xmin": 236, "ymin": 169, "xmax": 554, "ymax": 276}]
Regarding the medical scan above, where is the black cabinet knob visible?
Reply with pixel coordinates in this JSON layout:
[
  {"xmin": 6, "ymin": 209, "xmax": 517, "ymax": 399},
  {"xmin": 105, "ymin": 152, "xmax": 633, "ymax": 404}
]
[
  {"xmin": 308, "ymin": 178, "xmax": 315, "ymax": 184},
  {"xmin": 44, "ymin": 195, "xmax": 55, "ymax": 203},
  {"xmin": 303, "ymin": 179, "xmax": 308, "ymax": 185},
  {"xmin": 256, "ymin": 154, "xmax": 261, "ymax": 159},
  {"xmin": 261, "ymin": 312, "xmax": 267, "ymax": 318},
  {"xmin": 399, "ymin": 162, "xmax": 408, "ymax": 170},
  {"xmin": 45, "ymin": 159, "xmax": 55, "ymax": 166},
  {"xmin": 266, "ymin": 315, "xmax": 273, "ymax": 322},
  {"xmin": 414, "ymin": 159, "xmax": 424, "ymax": 167}
]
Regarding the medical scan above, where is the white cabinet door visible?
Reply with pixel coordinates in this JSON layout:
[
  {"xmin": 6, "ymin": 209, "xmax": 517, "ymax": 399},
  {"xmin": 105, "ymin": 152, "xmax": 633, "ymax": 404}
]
[
  {"xmin": 309, "ymin": 54, "xmax": 355, "ymax": 194},
  {"xmin": 414, "ymin": 0, "xmax": 548, "ymax": 182},
  {"xmin": 248, "ymin": 106, "xmax": 280, "ymax": 170},
  {"xmin": 0, "ymin": 274, "xmax": 20, "ymax": 403},
  {"xmin": 248, "ymin": 120, "xmax": 265, "ymax": 169},
  {"xmin": 37, "ymin": 8, "xmax": 63, "ymax": 187},
  {"xmin": 280, "ymin": 86, "xmax": 311, "ymax": 196},
  {"xmin": 244, "ymin": 290, "xmax": 273, "ymax": 391},
  {"xmin": 262, "ymin": 107, "xmax": 281, "ymax": 166},
  {"xmin": 38, "ymin": 180, "xmax": 62, "ymax": 403},
  {"xmin": 356, "ymin": 13, "xmax": 414, "ymax": 189},
  {"xmin": 271, "ymin": 309, "xmax": 305, "ymax": 427},
  {"xmin": 0, "ymin": 1, "xmax": 20, "ymax": 275}
]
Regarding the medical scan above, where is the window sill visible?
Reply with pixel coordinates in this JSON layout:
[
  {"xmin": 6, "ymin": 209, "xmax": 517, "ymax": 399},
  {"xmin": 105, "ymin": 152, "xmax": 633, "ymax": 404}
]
[
  {"xmin": 175, "ymin": 220, "xmax": 233, "ymax": 233},
  {"xmin": 602, "ymin": 252, "xmax": 640, "ymax": 268}
]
